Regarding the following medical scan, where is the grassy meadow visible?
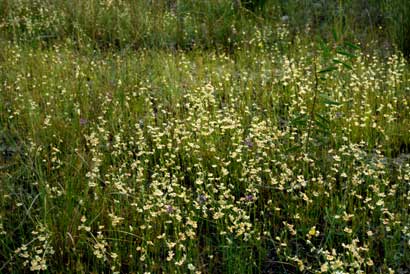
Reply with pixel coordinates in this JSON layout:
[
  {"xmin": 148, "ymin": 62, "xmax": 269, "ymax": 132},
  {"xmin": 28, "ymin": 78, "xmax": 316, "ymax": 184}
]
[{"xmin": 1, "ymin": 0, "xmax": 410, "ymax": 273}]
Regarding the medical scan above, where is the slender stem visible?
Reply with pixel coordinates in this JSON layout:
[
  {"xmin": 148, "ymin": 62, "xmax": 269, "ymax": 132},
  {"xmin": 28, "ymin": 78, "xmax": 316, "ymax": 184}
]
[{"xmin": 305, "ymin": 52, "xmax": 319, "ymax": 155}]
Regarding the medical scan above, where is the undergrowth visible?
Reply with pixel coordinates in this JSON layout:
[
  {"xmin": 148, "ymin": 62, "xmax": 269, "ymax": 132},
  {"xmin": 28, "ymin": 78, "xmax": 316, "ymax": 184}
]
[{"xmin": 1, "ymin": 1, "xmax": 410, "ymax": 273}]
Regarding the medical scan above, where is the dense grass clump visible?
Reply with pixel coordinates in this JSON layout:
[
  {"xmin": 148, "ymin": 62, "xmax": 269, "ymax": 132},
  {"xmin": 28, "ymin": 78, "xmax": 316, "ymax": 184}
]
[
  {"xmin": 0, "ymin": 0, "xmax": 408, "ymax": 55},
  {"xmin": 1, "ymin": 1, "xmax": 410, "ymax": 273}
]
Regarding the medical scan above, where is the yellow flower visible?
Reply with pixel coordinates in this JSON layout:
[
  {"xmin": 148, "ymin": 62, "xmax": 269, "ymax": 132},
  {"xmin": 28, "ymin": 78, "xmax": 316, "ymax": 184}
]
[{"xmin": 308, "ymin": 226, "xmax": 316, "ymax": 236}]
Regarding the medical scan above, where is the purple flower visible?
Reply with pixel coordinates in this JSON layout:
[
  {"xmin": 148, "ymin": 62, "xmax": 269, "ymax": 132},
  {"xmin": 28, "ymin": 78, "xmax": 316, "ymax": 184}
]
[
  {"xmin": 79, "ymin": 118, "xmax": 88, "ymax": 126},
  {"xmin": 245, "ymin": 194, "xmax": 254, "ymax": 201},
  {"xmin": 166, "ymin": 205, "xmax": 174, "ymax": 213},
  {"xmin": 244, "ymin": 138, "xmax": 254, "ymax": 148},
  {"xmin": 198, "ymin": 194, "xmax": 207, "ymax": 204}
]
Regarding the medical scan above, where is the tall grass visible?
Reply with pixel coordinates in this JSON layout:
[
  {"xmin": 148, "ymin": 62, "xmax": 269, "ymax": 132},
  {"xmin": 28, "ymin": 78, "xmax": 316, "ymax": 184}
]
[
  {"xmin": 0, "ymin": 0, "xmax": 272, "ymax": 50},
  {"xmin": 0, "ymin": 0, "xmax": 408, "ymax": 56},
  {"xmin": 382, "ymin": 0, "xmax": 410, "ymax": 58},
  {"xmin": 1, "ymin": 0, "xmax": 410, "ymax": 273}
]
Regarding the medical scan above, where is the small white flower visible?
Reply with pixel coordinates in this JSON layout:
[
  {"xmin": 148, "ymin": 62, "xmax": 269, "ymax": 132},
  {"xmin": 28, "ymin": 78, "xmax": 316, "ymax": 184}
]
[{"xmin": 188, "ymin": 263, "xmax": 196, "ymax": 271}]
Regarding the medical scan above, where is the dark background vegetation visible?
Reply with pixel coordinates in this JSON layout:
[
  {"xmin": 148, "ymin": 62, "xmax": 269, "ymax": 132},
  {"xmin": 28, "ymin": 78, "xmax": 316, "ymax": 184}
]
[{"xmin": 0, "ymin": 0, "xmax": 409, "ymax": 58}]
